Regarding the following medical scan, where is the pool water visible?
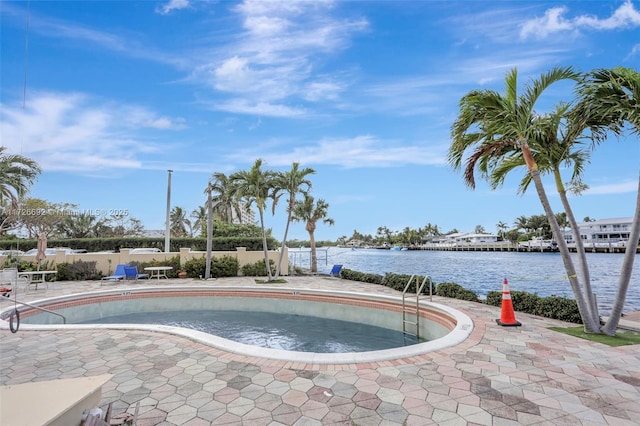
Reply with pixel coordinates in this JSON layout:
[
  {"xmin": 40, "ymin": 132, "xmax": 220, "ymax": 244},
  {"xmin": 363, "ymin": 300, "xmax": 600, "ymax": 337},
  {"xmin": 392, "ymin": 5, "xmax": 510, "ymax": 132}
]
[{"xmin": 80, "ymin": 310, "xmax": 423, "ymax": 352}]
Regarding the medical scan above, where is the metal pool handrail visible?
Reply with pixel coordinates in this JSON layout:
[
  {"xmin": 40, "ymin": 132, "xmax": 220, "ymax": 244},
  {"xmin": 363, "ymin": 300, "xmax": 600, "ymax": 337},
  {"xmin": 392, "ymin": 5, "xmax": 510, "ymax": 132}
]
[{"xmin": 1, "ymin": 297, "xmax": 67, "ymax": 324}]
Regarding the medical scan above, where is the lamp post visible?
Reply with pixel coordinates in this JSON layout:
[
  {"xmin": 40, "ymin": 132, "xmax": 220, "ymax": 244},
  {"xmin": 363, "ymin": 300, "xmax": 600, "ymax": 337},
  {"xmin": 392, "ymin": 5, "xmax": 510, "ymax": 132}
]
[
  {"xmin": 165, "ymin": 169, "xmax": 173, "ymax": 253},
  {"xmin": 205, "ymin": 183, "xmax": 212, "ymax": 279}
]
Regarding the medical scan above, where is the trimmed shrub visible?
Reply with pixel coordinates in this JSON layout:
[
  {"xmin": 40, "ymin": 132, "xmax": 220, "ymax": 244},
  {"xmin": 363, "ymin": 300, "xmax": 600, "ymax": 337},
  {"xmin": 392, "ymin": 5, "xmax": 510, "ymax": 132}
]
[
  {"xmin": 241, "ymin": 259, "xmax": 276, "ymax": 277},
  {"xmin": 435, "ymin": 282, "xmax": 479, "ymax": 302},
  {"xmin": 184, "ymin": 255, "xmax": 239, "ymax": 278},
  {"xmin": 511, "ymin": 291, "xmax": 541, "ymax": 313},
  {"xmin": 340, "ymin": 268, "xmax": 383, "ymax": 284},
  {"xmin": 486, "ymin": 289, "xmax": 582, "ymax": 324},
  {"xmin": 485, "ymin": 291, "xmax": 503, "ymax": 307},
  {"xmin": 535, "ymin": 296, "xmax": 582, "ymax": 324},
  {"xmin": 56, "ymin": 260, "xmax": 101, "ymax": 281}
]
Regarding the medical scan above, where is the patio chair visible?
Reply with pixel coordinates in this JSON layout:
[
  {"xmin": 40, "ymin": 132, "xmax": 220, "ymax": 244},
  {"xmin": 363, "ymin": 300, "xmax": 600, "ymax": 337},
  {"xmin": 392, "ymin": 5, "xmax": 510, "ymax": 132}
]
[
  {"xmin": 124, "ymin": 265, "xmax": 149, "ymax": 280},
  {"xmin": 101, "ymin": 264, "xmax": 127, "ymax": 284},
  {"xmin": 329, "ymin": 264, "xmax": 343, "ymax": 278},
  {"xmin": 0, "ymin": 268, "xmax": 28, "ymax": 295}
]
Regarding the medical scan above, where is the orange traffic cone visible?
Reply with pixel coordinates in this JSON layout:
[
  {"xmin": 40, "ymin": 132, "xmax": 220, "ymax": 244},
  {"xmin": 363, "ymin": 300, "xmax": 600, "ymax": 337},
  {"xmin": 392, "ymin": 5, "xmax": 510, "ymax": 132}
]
[{"xmin": 496, "ymin": 278, "xmax": 521, "ymax": 327}]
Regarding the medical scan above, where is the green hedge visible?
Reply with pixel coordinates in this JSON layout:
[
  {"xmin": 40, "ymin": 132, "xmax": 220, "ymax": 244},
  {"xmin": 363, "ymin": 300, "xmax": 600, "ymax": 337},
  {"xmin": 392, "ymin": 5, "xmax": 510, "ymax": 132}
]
[
  {"xmin": 340, "ymin": 268, "xmax": 383, "ymax": 284},
  {"xmin": 435, "ymin": 282, "xmax": 479, "ymax": 302},
  {"xmin": 486, "ymin": 290, "xmax": 582, "ymax": 323},
  {"xmin": 241, "ymin": 259, "xmax": 276, "ymax": 277},
  {"xmin": 0, "ymin": 236, "xmax": 278, "ymax": 253},
  {"xmin": 183, "ymin": 255, "xmax": 239, "ymax": 278},
  {"xmin": 56, "ymin": 260, "xmax": 101, "ymax": 281},
  {"xmin": 339, "ymin": 268, "xmax": 582, "ymax": 324}
]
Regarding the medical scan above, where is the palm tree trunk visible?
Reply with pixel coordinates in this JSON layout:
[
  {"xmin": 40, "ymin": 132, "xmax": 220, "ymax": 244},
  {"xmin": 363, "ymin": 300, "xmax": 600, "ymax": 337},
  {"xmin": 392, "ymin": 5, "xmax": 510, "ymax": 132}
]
[
  {"xmin": 309, "ymin": 229, "xmax": 317, "ymax": 273},
  {"xmin": 258, "ymin": 208, "xmax": 273, "ymax": 280},
  {"xmin": 602, "ymin": 174, "xmax": 640, "ymax": 335},
  {"xmin": 554, "ymin": 171, "xmax": 598, "ymax": 320},
  {"xmin": 523, "ymin": 144, "xmax": 601, "ymax": 331}
]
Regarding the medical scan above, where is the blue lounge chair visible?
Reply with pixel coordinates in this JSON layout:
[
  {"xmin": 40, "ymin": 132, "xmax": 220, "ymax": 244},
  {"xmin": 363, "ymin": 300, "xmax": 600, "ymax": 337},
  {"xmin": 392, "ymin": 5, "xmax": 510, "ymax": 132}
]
[
  {"xmin": 329, "ymin": 264, "xmax": 343, "ymax": 277},
  {"xmin": 124, "ymin": 265, "xmax": 149, "ymax": 280},
  {"xmin": 101, "ymin": 264, "xmax": 127, "ymax": 284}
]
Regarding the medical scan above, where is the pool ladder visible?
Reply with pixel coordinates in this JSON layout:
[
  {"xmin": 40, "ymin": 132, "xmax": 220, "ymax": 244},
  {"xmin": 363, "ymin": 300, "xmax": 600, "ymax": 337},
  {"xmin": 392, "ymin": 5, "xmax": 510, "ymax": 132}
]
[{"xmin": 402, "ymin": 275, "xmax": 431, "ymax": 340}]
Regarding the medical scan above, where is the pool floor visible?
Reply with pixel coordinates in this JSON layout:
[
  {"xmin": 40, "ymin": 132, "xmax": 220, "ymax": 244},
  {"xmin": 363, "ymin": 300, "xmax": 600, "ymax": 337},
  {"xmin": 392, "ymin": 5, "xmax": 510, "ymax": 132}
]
[{"xmin": 80, "ymin": 309, "xmax": 422, "ymax": 352}]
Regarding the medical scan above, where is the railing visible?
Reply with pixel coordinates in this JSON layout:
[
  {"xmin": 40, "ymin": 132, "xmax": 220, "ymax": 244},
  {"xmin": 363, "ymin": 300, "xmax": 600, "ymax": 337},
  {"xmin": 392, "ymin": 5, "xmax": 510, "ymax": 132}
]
[
  {"xmin": 401, "ymin": 274, "xmax": 430, "ymax": 339},
  {"xmin": 1, "ymin": 296, "xmax": 66, "ymax": 333}
]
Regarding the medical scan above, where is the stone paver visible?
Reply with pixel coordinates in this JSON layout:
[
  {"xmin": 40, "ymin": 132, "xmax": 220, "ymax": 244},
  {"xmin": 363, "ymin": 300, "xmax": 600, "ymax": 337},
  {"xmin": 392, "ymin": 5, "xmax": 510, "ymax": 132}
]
[{"xmin": 1, "ymin": 276, "xmax": 639, "ymax": 425}]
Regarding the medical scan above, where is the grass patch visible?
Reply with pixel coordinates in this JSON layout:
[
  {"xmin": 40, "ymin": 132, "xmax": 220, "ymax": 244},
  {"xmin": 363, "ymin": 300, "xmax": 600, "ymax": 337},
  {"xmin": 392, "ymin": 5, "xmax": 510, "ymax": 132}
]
[
  {"xmin": 254, "ymin": 278, "xmax": 287, "ymax": 284},
  {"xmin": 549, "ymin": 326, "xmax": 640, "ymax": 346}
]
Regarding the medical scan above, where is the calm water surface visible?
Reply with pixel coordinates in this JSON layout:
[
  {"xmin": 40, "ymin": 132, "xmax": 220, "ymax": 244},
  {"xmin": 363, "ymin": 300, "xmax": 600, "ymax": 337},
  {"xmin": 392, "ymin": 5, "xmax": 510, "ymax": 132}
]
[
  {"xmin": 290, "ymin": 247, "xmax": 640, "ymax": 315},
  {"xmin": 81, "ymin": 310, "xmax": 421, "ymax": 352}
]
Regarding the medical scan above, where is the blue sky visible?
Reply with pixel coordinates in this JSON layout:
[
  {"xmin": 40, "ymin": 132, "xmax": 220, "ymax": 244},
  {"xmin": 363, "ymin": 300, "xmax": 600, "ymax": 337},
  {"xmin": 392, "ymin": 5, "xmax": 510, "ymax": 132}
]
[{"xmin": 1, "ymin": 0, "xmax": 639, "ymax": 241}]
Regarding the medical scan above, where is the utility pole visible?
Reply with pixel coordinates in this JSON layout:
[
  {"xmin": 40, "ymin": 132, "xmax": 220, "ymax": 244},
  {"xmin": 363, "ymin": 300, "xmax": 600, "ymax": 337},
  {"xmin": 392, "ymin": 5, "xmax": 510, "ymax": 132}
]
[{"xmin": 165, "ymin": 170, "xmax": 173, "ymax": 253}]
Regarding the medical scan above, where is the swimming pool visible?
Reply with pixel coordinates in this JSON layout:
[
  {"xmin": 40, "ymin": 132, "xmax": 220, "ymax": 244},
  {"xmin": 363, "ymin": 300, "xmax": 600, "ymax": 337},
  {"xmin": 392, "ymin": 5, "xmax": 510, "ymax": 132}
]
[
  {"xmin": 79, "ymin": 309, "xmax": 423, "ymax": 352},
  {"xmin": 3, "ymin": 286, "xmax": 473, "ymax": 364}
]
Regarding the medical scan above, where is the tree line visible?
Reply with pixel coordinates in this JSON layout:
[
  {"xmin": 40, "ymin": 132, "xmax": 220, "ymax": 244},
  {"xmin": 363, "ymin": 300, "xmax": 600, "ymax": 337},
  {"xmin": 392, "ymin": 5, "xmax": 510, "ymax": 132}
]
[
  {"xmin": 0, "ymin": 150, "xmax": 335, "ymax": 277},
  {"xmin": 340, "ymin": 212, "xmax": 597, "ymax": 247}
]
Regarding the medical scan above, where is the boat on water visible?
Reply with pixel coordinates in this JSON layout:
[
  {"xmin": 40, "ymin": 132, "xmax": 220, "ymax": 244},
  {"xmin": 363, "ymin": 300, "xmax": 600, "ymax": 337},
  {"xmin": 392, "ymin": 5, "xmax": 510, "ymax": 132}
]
[
  {"xmin": 390, "ymin": 246, "xmax": 409, "ymax": 251},
  {"xmin": 518, "ymin": 237, "xmax": 557, "ymax": 251}
]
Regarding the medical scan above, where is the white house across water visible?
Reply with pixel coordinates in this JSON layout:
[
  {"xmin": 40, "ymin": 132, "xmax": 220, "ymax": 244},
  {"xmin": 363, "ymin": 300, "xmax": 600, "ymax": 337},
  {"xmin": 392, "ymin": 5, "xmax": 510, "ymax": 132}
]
[{"xmin": 563, "ymin": 217, "xmax": 636, "ymax": 249}]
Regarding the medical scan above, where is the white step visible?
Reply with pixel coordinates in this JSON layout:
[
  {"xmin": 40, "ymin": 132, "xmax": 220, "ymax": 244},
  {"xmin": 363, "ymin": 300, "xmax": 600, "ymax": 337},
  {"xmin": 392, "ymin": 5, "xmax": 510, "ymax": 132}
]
[{"xmin": 0, "ymin": 374, "xmax": 112, "ymax": 426}]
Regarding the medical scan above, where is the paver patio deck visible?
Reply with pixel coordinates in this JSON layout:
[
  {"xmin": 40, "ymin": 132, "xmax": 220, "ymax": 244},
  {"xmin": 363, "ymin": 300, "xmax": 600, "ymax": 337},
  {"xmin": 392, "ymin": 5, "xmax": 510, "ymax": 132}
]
[{"xmin": 1, "ymin": 276, "xmax": 639, "ymax": 425}]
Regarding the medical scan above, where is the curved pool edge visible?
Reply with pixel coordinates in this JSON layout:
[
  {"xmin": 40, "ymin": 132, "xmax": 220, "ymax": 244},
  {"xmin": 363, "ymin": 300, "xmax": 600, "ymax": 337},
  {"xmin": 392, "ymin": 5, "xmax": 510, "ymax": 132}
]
[{"xmin": 0, "ymin": 285, "xmax": 474, "ymax": 364}]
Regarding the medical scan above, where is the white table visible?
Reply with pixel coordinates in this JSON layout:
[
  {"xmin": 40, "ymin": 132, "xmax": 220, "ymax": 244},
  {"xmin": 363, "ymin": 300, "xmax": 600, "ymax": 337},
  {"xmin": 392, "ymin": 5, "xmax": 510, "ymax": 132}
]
[
  {"xmin": 19, "ymin": 270, "xmax": 57, "ymax": 290},
  {"xmin": 144, "ymin": 266, "xmax": 173, "ymax": 279}
]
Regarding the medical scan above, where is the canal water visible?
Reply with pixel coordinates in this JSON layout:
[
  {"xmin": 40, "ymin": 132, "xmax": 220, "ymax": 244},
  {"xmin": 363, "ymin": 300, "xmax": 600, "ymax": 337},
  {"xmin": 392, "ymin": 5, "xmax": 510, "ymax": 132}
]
[{"xmin": 289, "ymin": 247, "xmax": 640, "ymax": 315}]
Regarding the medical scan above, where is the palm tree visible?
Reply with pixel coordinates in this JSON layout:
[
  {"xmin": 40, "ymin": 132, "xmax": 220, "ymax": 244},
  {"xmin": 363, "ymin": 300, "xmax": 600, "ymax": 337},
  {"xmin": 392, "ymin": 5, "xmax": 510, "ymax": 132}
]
[
  {"xmin": 271, "ymin": 163, "xmax": 315, "ymax": 279},
  {"xmin": 209, "ymin": 172, "xmax": 242, "ymax": 224},
  {"xmin": 449, "ymin": 66, "xmax": 601, "ymax": 332},
  {"xmin": 190, "ymin": 205, "xmax": 207, "ymax": 237},
  {"xmin": 56, "ymin": 212, "xmax": 101, "ymax": 238},
  {"xmin": 229, "ymin": 159, "xmax": 277, "ymax": 280},
  {"xmin": 496, "ymin": 221, "xmax": 508, "ymax": 240},
  {"xmin": 170, "ymin": 206, "xmax": 189, "ymax": 237},
  {"xmin": 0, "ymin": 147, "xmax": 41, "ymax": 232},
  {"xmin": 490, "ymin": 104, "xmax": 595, "ymax": 301},
  {"xmin": 0, "ymin": 147, "xmax": 41, "ymax": 207},
  {"xmin": 514, "ymin": 215, "xmax": 529, "ymax": 233},
  {"xmin": 573, "ymin": 67, "xmax": 640, "ymax": 335},
  {"xmin": 291, "ymin": 194, "xmax": 334, "ymax": 273}
]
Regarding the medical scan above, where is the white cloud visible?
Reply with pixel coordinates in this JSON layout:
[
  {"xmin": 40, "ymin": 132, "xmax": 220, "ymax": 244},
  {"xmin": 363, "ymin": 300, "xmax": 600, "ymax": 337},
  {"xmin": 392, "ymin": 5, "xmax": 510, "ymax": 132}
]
[
  {"xmin": 193, "ymin": 0, "xmax": 368, "ymax": 116},
  {"xmin": 626, "ymin": 43, "xmax": 640, "ymax": 59},
  {"xmin": 303, "ymin": 80, "xmax": 344, "ymax": 102},
  {"xmin": 156, "ymin": 0, "xmax": 192, "ymax": 15},
  {"xmin": 574, "ymin": 0, "xmax": 640, "ymax": 30},
  {"xmin": 0, "ymin": 92, "xmax": 186, "ymax": 172},
  {"xmin": 210, "ymin": 99, "xmax": 307, "ymax": 118},
  {"xmin": 520, "ymin": 6, "xmax": 575, "ymax": 39},
  {"xmin": 227, "ymin": 135, "xmax": 448, "ymax": 168},
  {"xmin": 584, "ymin": 180, "xmax": 639, "ymax": 195},
  {"xmin": 521, "ymin": 0, "xmax": 640, "ymax": 39}
]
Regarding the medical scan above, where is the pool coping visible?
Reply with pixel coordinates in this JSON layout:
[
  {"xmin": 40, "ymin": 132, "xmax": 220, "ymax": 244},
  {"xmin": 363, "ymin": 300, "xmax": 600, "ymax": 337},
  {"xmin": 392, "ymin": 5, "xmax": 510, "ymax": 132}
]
[{"xmin": 1, "ymin": 285, "xmax": 474, "ymax": 364}]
